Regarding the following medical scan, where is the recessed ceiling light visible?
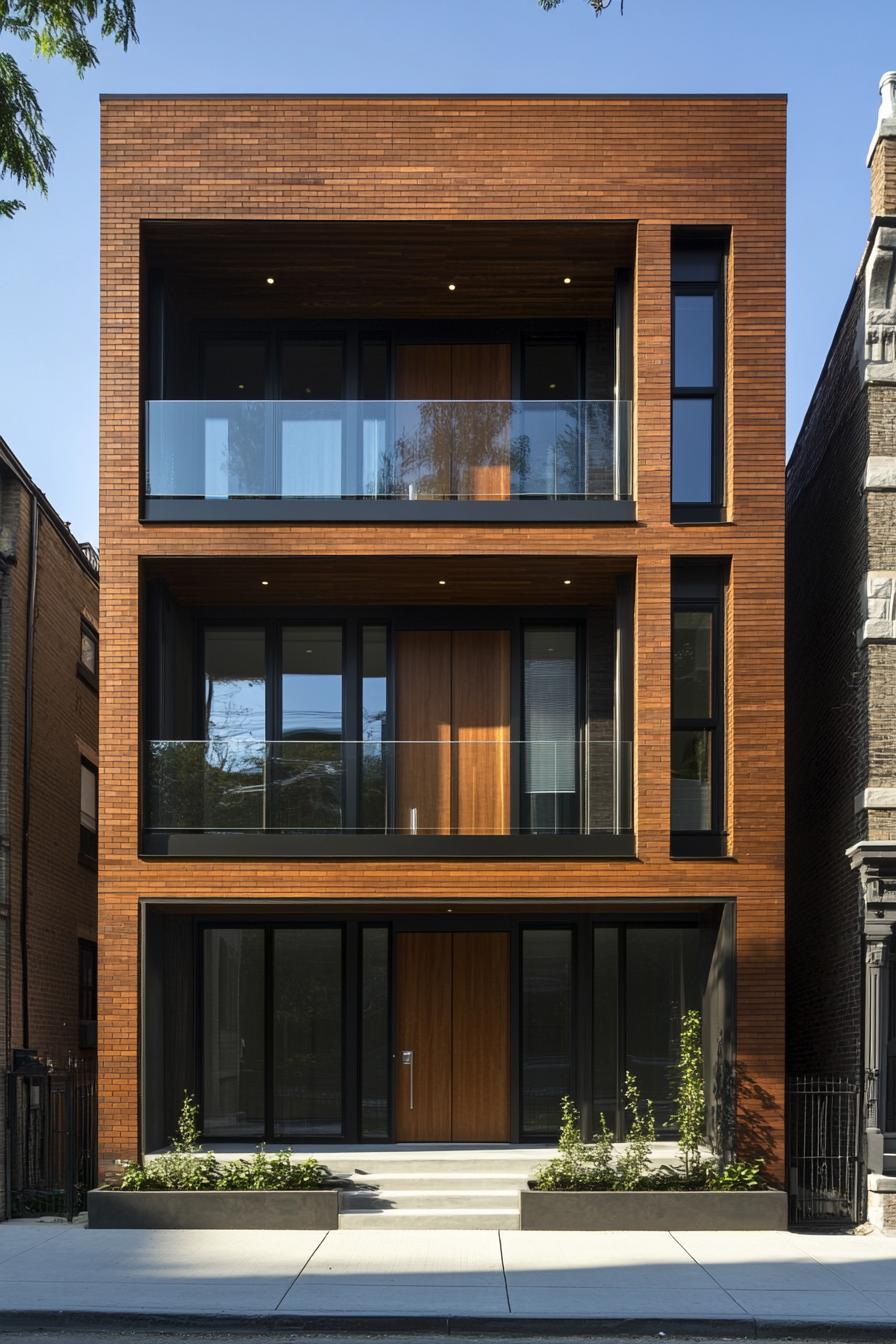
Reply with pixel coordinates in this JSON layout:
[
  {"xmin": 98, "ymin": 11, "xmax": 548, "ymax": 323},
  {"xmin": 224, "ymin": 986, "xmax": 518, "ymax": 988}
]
[
  {"xmin": 438, "ymin": 579, "xmax": 447, "ymax": 586},
  {"xmin": 261, "ymin": 580, "xmax": 269, "ymax": 587},
  {"xmin": 549, "ymin": 383, "xmax": 557, "ymax": 390},
  {"xmin": 238, "ymin": 383, "xmax": 245, "ymax": 390},
  {"xmin": 448, "ymin": 282, "xmax": 456, "ymax": 291},
  {"xmin": 266, "ymin": 276, "xmax": 275, "ymax": 285},
  {"xmin": 563, "ymin": 276, "xmax": 572, "ymax": 285},
  {"xmin": 563, "ymin": 578, "xmax": 572, "ymax": 585}
]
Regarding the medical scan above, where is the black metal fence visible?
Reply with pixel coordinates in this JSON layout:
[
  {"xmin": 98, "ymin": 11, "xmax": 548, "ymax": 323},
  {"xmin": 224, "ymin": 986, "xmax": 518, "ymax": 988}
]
[
  {"xmin": 788, "ymin": 1074, "xmax": 863, "ymax": 1225},
  {"xmin": 6, "ymin": 1053, "xmax": 98, "ymax": 1220}
]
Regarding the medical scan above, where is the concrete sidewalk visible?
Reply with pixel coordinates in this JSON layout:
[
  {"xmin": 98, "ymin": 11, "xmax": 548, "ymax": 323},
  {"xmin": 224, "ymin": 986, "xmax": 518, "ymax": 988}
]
[{"xmin": 2, "ymin": 1220, "xmax": 896, "ymax": 1335}]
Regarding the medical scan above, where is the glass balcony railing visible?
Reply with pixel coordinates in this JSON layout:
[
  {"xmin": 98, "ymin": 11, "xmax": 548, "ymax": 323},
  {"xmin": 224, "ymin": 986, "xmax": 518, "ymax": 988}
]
[
  {"xmin": 145, "ymin": 400, "xmax": 631, "ymax": 502},
  {"xmin": 145, "ymin": 738, "xmax": 632, "ymax": 837}
]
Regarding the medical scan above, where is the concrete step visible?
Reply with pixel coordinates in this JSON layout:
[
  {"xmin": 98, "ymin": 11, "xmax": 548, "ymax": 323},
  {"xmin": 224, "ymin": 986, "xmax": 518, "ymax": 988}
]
[
  {"xmin": 340, "ymin": 1156, "xmax": 549, "ymax": 1176},
  {"xmin": 344, "ymin": 1170, "xmax": 533, "ymax": 1190},
  {"xmin": 338, "ymin": 1206, "xmax": 519, "ymax": 1230},
  {"xmin": 342, "ymin": 1187, "xmax": 521, "ymax": 1211}
]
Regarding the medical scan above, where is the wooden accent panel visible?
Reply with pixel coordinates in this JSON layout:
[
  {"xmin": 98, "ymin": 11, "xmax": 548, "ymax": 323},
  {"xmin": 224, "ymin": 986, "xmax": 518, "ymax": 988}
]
[
  {"xmin": 451, "ymin": 344, "xmax": 512, "ymax": 501},
  {"xmin": 451, "ymin": 933, "xmax": 510, "ymax": 1141},
  {"xmin": 452, "ymin": 630, "xmax": 510, "ymax": 836},
  {"xmin": 395, "ymin": 932, "xmax": 452, "ymax": 1141},
  {"xmin": 395, "ymin": 344, "xmax": 452, "ymax": 400},
  {"xmin": 395, "ymin": 630, "xmax": 451, "ymax": 835}
]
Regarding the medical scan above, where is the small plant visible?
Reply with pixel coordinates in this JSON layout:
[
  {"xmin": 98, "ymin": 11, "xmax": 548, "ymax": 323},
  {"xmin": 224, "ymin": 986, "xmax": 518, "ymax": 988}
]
[
  {"xmin": 216, "ymin": 1149, "xmax": 328, "ymax": 1191},
  {"xmin": 673, "ymin": 1009, "xmax": 705, "ymax": 1179},
  {"xmin": 614, "ymin": 1072, "xmax": 656, "ymax": 1191},
  {"xmin": 708, "ymin": 1160, "xmax": 765, "ymax": 1191}
]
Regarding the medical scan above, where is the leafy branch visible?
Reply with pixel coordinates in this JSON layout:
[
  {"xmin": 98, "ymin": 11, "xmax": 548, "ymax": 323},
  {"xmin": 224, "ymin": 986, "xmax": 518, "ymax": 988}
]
[
  {"xmin": 538, "ymin": 0, "xmax": 623, "ymax": 16},
  {"xmin": 0, "ymin": 1, "xmax": 138, "ymax": 217}
]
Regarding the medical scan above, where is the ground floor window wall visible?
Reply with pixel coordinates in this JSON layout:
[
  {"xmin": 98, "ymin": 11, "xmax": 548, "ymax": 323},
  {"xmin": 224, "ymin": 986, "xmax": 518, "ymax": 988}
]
[{"xmin": 143, "ymin": 909, "xmax": 730, "ymax": 1149}]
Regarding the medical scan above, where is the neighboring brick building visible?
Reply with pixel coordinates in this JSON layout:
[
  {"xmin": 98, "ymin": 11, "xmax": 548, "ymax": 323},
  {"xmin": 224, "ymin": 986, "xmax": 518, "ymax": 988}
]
[
  {"xmin": 98, "ymin": 93, "xmax": 786, "ymax": 1206},
  {"xmin": 0, "ymin": 435, "xmax": 99, "ymax": 1219},
  {"xmin": 787, "ymin": 72, "xmax": 896, "ymax": 1228}
]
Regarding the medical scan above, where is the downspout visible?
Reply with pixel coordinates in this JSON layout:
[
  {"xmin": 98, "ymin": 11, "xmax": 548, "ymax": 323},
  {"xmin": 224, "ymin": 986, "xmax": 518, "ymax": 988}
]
[{"xmin": 19, "ymin": 496, "xmax": 38, "ymax": 1048}]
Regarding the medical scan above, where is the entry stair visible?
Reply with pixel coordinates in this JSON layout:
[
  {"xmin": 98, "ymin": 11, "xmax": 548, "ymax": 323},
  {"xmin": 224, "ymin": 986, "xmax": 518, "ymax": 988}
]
[{"xmin": 329, "ymin": 1147, "xmax": 554, "ymax": 1230}]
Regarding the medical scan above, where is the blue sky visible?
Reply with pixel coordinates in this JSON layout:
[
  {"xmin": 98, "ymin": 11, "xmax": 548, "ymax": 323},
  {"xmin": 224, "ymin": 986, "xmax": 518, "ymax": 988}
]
[{"xmin": 0, "ymin": 0, "xmax": 890, "ymax": 544}]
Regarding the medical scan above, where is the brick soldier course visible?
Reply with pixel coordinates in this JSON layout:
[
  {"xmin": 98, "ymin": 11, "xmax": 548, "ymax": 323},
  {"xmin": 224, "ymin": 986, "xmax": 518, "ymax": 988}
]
[{"xmin": 99, "ymin": 95, "xmax": 786, "ymax": 1180}]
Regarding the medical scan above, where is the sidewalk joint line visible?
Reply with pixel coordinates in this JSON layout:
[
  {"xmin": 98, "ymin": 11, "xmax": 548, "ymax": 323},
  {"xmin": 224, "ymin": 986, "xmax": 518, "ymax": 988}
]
[
  {"xmin": 497, "ymin": 1228, "xmax": 512, "ymax": 1313},
  {"xmin": 668, "ymin": 1228, "xmax": 747, "ymax": 1315},
  {"xmin": 273, "ymin": 1229, "xmax": 328, "ymax": 1311}
]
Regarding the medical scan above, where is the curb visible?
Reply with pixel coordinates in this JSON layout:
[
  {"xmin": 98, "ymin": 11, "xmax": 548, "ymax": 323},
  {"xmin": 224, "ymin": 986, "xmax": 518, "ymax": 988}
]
[{"xmin": 1, "ymin": 1312, "xmax": 896, "ymax": 1339}]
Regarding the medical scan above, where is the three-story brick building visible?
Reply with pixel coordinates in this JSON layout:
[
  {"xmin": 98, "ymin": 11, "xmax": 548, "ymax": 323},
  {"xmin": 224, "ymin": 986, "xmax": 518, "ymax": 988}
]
[{"xmin": 98, "ymin": 94, "xmax": 786, "ymax": 1188}]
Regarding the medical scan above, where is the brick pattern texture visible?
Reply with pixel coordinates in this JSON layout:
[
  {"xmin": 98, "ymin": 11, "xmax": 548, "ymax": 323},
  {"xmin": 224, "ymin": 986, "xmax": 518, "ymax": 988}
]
[{"xmin": 98, "ymin": 96, "xmax": 786, "ymax": 1176}]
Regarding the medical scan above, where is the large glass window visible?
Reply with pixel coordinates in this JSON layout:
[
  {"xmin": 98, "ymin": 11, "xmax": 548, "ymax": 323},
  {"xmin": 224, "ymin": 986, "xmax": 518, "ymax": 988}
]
[
  {"xmin": 523, "ymin": 628, "xmax": 579, "ymax": 833},
  {"xmin": 518, "ymin": 339, "xmax": 582, "ymax": 496},
  {"xmin": 202, "ymin": 928, "xmax": 265, "ymax": 1138},
  {"xmin": 280, "ymin": 341, "xmax": 345, "ymax": 497},
  {"xmin": 521, "ymin": 928, "xmax": 573, "ymax": 1136},
  {"xmin": 273, "ymin": 928, "xmax": 343, "ymax": 1137},
  {"xmin": 625, "ymin": 926, "xmax": 701, "ymax": 1134},
  {"xmin": 671, "ymin": 241, "xmax": 725, "ymax": 511},
  {"xmin": 202, "ymin": 340, "xmax": 268, "ymax": 498},
  {"xmin": 279, "ymin": 627, "xmax": 343, "ymax": 831},
  {"xmin": 671, "ymin": 571, "xmax": 724, "ymax": 850},
  {"xmin": 360, "ymin": 927, "xmax": 390, "ymax": 1139}
]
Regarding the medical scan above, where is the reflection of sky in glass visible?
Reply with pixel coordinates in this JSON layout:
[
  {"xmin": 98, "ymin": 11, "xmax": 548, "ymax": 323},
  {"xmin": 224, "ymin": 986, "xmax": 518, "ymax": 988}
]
[
  {"xmin": 363, "ymin": 626, "xmax": 387, "ymax": 742},
  {"xmin": 672, "ymin": 399, "xmax": 713, "ymax": 504},
  {"xmin": 204, "ymin": 629, "xmax": 266, "ymax": 742},
  {"xmin": 674, "ymin": 294, "xmax": 714, "ymax": 387},
  {"xmin": 283, "ymin": 628, "xmax": 343, "ymax": 739}
]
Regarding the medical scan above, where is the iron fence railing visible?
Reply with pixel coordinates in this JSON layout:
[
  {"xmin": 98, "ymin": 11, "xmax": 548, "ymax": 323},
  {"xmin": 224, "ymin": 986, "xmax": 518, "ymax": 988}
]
[
  {"xmin": 6, "ymin": 1052, "xmax": 98, "ymax": 1220},
  {"xmin": 787, "ymin": 1074, "xmax": 863, "ymax": 1225}
]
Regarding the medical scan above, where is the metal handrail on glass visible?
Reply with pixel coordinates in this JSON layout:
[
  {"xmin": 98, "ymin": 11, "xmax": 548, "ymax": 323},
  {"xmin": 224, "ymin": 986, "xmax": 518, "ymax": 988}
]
[
  {"xmin": 145, "ymin": 400, "xmax": 632, "ymax": 502},
  {"xmin": 144, "ymin": 738, "xmax": 632, "ymax": 836}
]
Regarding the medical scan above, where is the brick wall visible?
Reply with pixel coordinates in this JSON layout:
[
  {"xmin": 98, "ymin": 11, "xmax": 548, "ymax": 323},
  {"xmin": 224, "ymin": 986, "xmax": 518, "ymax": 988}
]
[{"xmin": 98, "ymin": 96, "xmax": 786, "ymax": 1175}]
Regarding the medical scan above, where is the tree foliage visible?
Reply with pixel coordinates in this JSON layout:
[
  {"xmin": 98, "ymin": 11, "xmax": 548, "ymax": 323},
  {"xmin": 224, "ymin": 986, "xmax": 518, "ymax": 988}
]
[
  {"xmin": 538, "ymin": 0, "xmax": 622, "ymax": 16},
  {"xmin": 0, "ymin": 1, "xmax": 137, "ymax": 218}
]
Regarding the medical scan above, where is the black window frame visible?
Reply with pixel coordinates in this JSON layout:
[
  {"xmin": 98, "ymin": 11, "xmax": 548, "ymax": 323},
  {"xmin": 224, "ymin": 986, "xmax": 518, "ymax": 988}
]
[
  {"xmin": 78, "ymin": 618, "xmax": 99, "ymax": 690},
  {"xmin": 670, "ymin": 567, "xmax": 726, "ymax": 857},
  {"xmin": 670, "ymin": 237, "xmax": 727, "ymax": 523},
  {"xmin": 79, "ymin": 756, "xmax": 98, "ymax": 866},
  {"xmin": 78, "ymin": 938, "xmax": 98, "ymax": 1050}
]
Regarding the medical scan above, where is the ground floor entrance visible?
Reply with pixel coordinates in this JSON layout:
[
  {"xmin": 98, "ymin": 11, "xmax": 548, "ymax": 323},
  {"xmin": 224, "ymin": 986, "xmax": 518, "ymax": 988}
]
[{"xmin": 142, "ymin": 906, "xmax": 734, "ymax": 1153}]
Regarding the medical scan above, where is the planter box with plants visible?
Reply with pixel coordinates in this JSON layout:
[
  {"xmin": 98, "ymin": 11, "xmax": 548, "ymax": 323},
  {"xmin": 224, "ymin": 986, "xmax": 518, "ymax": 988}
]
[
  {"xmin": 520, "ymin": 1011, "xmax": 788, "ymax": 1232},
  {"xmin": 88, "ymin": 1096, "xmax": 341, "ymax": 1230}
]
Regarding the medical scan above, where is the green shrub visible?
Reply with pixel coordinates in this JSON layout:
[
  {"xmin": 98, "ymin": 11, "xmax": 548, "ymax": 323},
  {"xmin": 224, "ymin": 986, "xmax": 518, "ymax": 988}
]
[
  {"xmin": 708, "ymin": 1160, "xmax": 765, "ymax": 1191},
  {"xmin": 116, "ymin": 1093, "xmax": 330, "ymax": 1193},
  {"xmin": 673, "ymin": 1009, "xmax": 705, "ymax": 1179},
  {"xmin": 533, "ymin": 1097, "xmax": 615, "ymax": 1191},
  {"xmin": 613, "ymin": 1072, "xmax": 656, "ymax": 1190}
]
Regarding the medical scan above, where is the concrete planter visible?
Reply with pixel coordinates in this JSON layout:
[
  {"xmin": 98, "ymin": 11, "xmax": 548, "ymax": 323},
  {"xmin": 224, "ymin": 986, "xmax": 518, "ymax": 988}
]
[
  {"xmin": 87, "ymin": 1187, "xmax": 340, "ymax": 1230},
  {"xmin": 519, "ymin": 1188, "xmax": 788, "ymax": 1231}
]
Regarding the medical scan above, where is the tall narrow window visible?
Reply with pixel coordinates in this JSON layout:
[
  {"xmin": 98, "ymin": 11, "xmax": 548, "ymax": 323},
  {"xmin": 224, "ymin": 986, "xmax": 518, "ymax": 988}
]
[
  {"xmin": 202, "ymin": 339, "xmax": 268, "ymax": 498},
  {"xmin": 79, "ymin": 759, "xmax": 98, "ymax": 863},
  {"xmin": 625, "ymin": 926, "xmax": 701, "ymax": 1133},
  {"xmin": 279, "ymin": 627, "xmax": 344, "ymax": 830},
  {"xmin": 273, "ymin": 927, "xmax": 343, "ymax": 1137},
  {"xmin": 280, "ymin": 340, "xmax": 345, "ymax": 497},
  {"xmin": 360, "ymin": 926, "xmax": 390, "ymax": 1138},
  {"xmin": 521, "ymin": 928, "xmax": 574, "ymax": 1136},
  {"xmin": 203, "ymin": 628, "xmax": 266, "ymax": 830},
  {"xmin": 78, "ymin": 619, "xmax": 99, "ymax": 687},
  {"xmin": 671, "ymin": 240, "xmax": 725, "ymax": 515},
  {"xmin": 202, "ymin": 928, "xmax": 265, "ymax": 1138},
  {"xmin": 361, "ymin": 626, "xmax": 388, "ymax": 832},
  {"xmin": 671, "ymin": 568, "xmax": 725, "ymax": 855},
  {"xmin": 523, "ymin": 628, "xmax": 579, "ymax": 833},
  {"xmin": 518, "ymin": 339, "xmax": 582, "ymax": 497}
]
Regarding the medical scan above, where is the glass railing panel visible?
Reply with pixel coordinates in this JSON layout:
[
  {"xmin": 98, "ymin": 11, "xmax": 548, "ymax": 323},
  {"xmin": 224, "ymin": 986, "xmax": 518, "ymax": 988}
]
[
  {"xmin": 145, "ymin": 400, "xmax": 632, "ymax": 502},
  {"xmin": 145, "ymin": 739, "xmax": 632, "ymax": 837}
]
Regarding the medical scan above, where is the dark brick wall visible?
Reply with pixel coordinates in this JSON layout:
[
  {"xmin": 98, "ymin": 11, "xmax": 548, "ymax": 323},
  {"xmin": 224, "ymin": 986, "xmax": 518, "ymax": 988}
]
[{"xmin": 787, "ymin": 283, "xmax": 868, "ymax": 1077}]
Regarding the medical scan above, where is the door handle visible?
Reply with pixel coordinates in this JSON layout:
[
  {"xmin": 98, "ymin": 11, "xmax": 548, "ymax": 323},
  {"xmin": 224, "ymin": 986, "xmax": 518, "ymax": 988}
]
[{"xmin": 401, "ymin": 1049, "xmax": 414, "ymax": 1109}]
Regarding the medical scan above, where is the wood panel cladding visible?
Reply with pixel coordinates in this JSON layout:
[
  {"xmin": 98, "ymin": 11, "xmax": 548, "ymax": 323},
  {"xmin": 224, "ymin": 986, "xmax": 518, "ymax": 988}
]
[{"xmin": 395, "ymin": 628, "xmax": 510, "ymax": 835}]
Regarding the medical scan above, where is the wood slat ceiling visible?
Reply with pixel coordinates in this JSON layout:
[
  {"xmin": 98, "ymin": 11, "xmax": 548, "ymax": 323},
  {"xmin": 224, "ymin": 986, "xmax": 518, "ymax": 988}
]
[
  {"xmin": 144, "ymin": 220, "xmax": 635, "ymax": 320},
  {"xmin": 144, "ymin": 554, "xmax": 630, "ymax": 608}
]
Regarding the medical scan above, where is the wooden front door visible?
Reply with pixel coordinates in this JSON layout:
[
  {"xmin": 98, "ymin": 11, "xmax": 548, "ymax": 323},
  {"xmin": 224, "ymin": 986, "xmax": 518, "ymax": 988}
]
[
  {"xmin": 395, "ymin": 629, "xmax": 510, "ymax": 836},
  {"xmin": 395, "ymin": 931, "xmax": 510, "ymax": 1142},
  {"xmin": 395, "ymin": 343, "xmax": 512, "ymax": 499}
]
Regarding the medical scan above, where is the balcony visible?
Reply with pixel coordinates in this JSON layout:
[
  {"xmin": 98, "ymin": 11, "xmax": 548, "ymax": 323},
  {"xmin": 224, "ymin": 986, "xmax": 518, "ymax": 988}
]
[
  {"xmin": 143, "ymin": 399, "xmax": 633, "ymax": 523},
  {"xmin": 142, "ymin": 737, "xmax": 633, "ymax": 859}
]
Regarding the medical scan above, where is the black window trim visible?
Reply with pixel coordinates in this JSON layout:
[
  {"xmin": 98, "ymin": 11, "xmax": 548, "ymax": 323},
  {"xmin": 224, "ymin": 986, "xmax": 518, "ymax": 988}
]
[
  {"xmin": 670, "ymin": 567, "xmax": 726, "ymax": 857},
  {"xmin": 78, "ymin": 937, "xmax": 98, "ymax": 1050},
  {"xmin": 670, "ymin": 237, "xmax": 727, "ymax": 521},
  {"xmin": 77, "ymin": 618, "xmax": 99, "ymax": 690}
]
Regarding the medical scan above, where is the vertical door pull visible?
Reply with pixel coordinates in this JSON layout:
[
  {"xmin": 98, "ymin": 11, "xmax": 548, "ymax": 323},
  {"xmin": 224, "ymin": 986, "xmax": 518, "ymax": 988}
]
[{"xmin": 401, "ymin": 1049, "xmax": 415, "ymax": 1109}]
